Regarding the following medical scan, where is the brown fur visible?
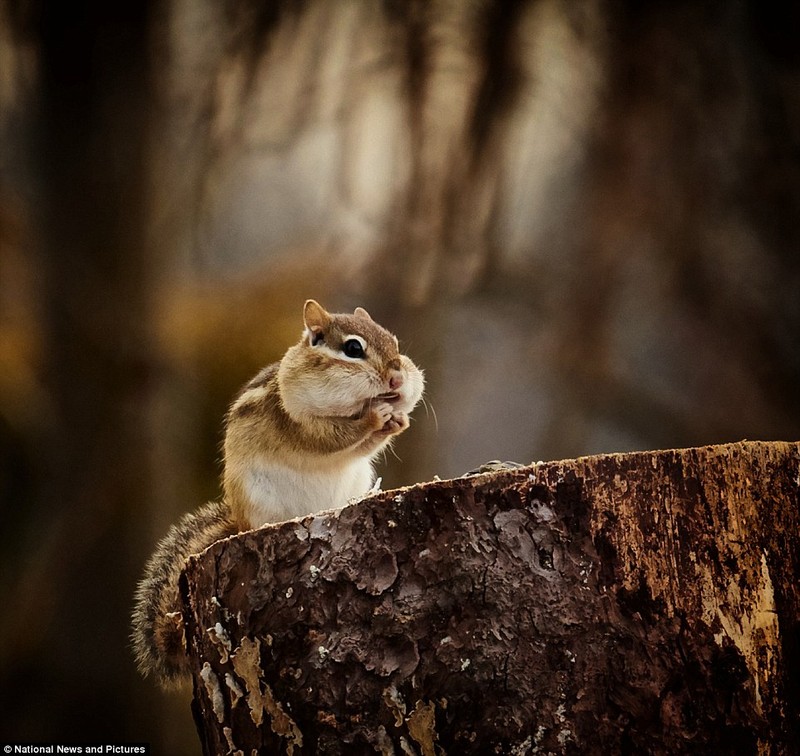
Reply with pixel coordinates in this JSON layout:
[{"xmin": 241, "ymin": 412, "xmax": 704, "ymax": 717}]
[{"xmin": 130, "ymin": 500, "xmax": 237, "ymax": 686}]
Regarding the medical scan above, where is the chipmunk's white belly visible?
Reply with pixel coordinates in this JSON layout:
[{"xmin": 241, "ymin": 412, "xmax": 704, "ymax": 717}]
[{"xmin": 243, "ymin": 457, "xmax": 374, "ymax": 527}]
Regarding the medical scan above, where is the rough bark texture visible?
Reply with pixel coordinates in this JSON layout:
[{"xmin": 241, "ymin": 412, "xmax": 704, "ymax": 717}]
[{"xmin": 182, "ymin": 440, "xmax": 800, "ymax": 754}]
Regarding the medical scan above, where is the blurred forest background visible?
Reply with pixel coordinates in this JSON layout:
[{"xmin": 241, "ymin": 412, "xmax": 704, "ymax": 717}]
[{"xmin": 0, "ymin": 0, "xmax": 798, "ymax": 752}]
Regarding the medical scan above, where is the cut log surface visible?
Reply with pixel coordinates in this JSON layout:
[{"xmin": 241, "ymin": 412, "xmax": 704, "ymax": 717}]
[{"xmin": 182, "ymin": 440, "xmax": 800, "ymax": 754}]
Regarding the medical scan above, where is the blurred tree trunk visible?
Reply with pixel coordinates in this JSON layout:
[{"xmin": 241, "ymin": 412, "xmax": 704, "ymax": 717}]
[
  {"xmin": 183, "ymin": 440, "xmax": 800, "ymax": 754},
  {"xmin": 3, "ymin": 0, "xmax": 162, "ymax": 742}
]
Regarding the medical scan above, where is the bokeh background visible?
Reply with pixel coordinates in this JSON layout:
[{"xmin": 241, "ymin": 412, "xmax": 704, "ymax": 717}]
[{"xmin": 1, "ymin": 0, "xmax": 798, "ymax": 752}]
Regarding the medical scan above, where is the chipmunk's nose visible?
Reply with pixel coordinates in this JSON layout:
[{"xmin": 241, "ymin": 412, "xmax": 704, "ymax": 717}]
[{"xmin": 389, "ymin": 371, "xmax": 404, "ymax": 391}]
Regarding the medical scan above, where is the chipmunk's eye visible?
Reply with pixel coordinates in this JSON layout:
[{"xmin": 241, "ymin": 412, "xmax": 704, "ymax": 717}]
[{"xmin": 342, "ymin": 338, "xmax": 365, "ymax": 359}]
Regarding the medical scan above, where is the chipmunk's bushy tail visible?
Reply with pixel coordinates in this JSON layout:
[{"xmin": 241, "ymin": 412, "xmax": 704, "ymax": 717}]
[{"xmin": 131, "ymin": 500, "xmax": 238, "ymax": 687}]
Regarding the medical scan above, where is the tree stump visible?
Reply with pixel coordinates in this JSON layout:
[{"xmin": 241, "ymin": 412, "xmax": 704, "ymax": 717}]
[{"xmin": 182, "ymin": 440, "xmax": 800, "ymax": 754}]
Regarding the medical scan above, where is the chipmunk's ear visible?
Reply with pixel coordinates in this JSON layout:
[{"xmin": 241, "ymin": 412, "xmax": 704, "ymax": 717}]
[
  {"xmin": 304, "ymin": 300, "xmax": 330, "ymax": 328},
  {"xmin": 304, "ymin": 300, "xmax": 330, "ymax": 345},
  {"xmin": 353, "ymin": 306, "xmax": 373, "ymax": 321}
]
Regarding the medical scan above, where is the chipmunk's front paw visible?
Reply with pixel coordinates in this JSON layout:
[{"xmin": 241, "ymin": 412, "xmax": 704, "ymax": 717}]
[
  {"xmin": 368, "ymin": 401, "xmax": 395, "ymax": 431},
  {"xmin": 381, "ymin": 411, "xmax": 409, "ymax": 435}
]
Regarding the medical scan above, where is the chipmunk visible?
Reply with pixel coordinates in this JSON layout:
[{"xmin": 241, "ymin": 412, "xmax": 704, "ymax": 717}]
[{"xmin": 131, "ymin": 300, "xmax": 424, "ymax": 686}]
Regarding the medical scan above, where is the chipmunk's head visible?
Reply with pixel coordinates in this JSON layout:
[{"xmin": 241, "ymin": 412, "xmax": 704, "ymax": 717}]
[{"xmin": 278, "ymin": 300, "xmax": 424, "ymax": 419}]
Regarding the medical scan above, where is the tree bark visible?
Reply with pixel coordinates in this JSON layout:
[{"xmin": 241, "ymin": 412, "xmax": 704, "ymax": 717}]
[{"xmin": 182, "ymin": 440, "xmax": 800, "ymax": 754}]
